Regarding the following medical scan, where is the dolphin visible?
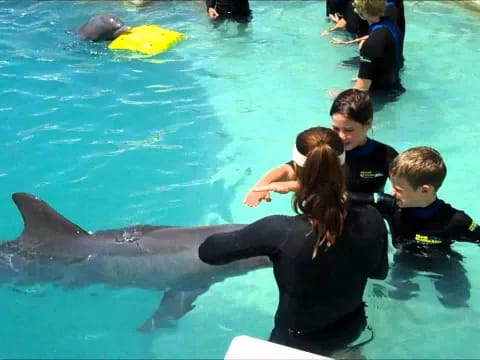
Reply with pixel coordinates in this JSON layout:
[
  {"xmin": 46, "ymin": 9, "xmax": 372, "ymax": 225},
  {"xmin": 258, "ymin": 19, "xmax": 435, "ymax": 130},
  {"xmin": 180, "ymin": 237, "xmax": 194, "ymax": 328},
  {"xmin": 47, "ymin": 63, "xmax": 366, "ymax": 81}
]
[
  {"xmin": 78, "ymin": 14, "xmax": 131, "ymax": 42},
  {"xmin": 0, "ymin": 193, "xmax": 270, "ymax": 331}
]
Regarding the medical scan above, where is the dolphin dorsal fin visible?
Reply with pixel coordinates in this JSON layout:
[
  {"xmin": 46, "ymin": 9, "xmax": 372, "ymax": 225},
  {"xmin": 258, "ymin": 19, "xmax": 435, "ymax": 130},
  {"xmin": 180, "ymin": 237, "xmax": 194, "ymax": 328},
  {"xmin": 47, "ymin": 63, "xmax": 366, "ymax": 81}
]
[{"xmin": 13, "ymin": 193, "xmax": 89, "ymax": 248}]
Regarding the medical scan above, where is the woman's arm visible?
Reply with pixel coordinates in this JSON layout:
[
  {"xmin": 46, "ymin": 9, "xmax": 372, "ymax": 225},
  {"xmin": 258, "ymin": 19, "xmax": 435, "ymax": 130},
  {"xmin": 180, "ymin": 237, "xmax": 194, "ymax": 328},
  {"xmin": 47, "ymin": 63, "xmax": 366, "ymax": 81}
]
[{"xmin": 199, "ymin": 216, "xmax": 287, "ymax": 265}]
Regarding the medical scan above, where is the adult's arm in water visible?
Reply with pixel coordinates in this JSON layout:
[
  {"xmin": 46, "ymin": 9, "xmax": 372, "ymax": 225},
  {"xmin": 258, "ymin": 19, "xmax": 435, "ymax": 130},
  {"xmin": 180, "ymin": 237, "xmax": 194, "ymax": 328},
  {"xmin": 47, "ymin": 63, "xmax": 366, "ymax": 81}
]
[
  {"xmin": 199, "ymin": 215, "xmax": 284, "ymax": 264},
  {"xmin": 244, "ymin": 164, "xmax": 295, "ymax": 207}
]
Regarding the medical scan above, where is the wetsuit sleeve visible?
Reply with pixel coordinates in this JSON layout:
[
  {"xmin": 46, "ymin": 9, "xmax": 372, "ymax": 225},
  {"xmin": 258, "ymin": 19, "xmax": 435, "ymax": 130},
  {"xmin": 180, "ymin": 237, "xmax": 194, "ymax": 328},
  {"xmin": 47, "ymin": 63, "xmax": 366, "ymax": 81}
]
[
  {"xmin": 365, "ymin": 206, "xmax": 389, "ymax": 279},
  {"xmin": 358, "ymin": 29, "xmax": 388, "ymax": 81},
  {"xmin": 206, "ymin": 0, "xmax": 216, "ymax": 9},
  {"xmin": 199, "ymin": 215, "xmax": 286, "ymax": 265},
  {"xmin": 450, "ymin": 212, "xmax": 480, "ymax": 243},
  {"xmin": 348, "ymin": 192, "xmax": 396, "ymax": 217}
]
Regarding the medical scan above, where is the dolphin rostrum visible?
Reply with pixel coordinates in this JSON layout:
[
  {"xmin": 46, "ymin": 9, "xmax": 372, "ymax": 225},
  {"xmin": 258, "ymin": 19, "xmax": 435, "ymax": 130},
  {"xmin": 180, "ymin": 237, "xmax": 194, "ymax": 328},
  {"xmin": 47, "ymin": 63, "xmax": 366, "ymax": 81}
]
[
  {"xmin": 78, "ymin": 14, "xmax": 131, "ymax": 42},
  {"xmin": 0, "ymin": 193, "xmax": 270, "ymax": 331}
]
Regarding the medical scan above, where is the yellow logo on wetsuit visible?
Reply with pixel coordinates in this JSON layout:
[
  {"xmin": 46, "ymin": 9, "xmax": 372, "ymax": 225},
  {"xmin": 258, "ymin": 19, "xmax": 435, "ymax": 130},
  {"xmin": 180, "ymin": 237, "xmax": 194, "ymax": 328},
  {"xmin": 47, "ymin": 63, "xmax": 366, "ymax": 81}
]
[
  {"xmin": 469, "ymin": 221, "xmax": 478, "ymax": 232},
  {"xmin": 414, "ymin": 234, "xmax": 442, "ymax": 244},
  {"xmin": 359, "ymin": 171, "xmax": 384, "ymax": 179}
]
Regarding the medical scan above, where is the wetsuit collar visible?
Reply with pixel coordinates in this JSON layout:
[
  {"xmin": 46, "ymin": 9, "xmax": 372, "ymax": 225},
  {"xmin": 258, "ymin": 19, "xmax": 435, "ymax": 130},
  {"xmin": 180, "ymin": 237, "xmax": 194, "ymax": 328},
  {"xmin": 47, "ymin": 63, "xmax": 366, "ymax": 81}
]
[
  {"xmin": 369, "ymin": 17, "xmax": 389, "ymax": 30},
  {"xmin": 408, "ymin": 198, "xmax": 442, "ymax": 217},
  {"xmin": 347, "ymin": 138, "xmax": 374, "ymax": 157}
]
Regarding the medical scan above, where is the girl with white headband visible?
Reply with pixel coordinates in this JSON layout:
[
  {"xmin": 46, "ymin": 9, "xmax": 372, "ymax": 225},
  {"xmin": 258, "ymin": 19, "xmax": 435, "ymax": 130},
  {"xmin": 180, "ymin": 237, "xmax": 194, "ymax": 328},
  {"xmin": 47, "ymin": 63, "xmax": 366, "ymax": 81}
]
[
  {"xmin": 200, "ymin": 127, "xmax": 388, "ymax": 357},
  {"xmin": 244, "ymin": 88, "xmax": 398, "ymax": 207}
]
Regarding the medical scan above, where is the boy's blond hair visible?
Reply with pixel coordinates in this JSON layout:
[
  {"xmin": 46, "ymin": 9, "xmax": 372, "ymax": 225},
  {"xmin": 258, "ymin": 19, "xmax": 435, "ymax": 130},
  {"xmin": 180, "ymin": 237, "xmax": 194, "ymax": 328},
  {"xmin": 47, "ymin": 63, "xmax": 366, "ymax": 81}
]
[
  {"xmin": 354, "ymin": 0, "xmax": 386, "ymax": 17},
  {"xmin": 389, "ymin": 146, "xmax": 447, "ymax": 191}
]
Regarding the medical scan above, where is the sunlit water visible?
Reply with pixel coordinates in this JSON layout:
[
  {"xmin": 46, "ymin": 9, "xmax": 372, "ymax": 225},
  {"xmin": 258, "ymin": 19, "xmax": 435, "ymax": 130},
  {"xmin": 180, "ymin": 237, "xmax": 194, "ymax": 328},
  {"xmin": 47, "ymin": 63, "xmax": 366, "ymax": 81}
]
[{"xmin": 1, "ymin": 0, "xmax": 480, "ymax": 358}]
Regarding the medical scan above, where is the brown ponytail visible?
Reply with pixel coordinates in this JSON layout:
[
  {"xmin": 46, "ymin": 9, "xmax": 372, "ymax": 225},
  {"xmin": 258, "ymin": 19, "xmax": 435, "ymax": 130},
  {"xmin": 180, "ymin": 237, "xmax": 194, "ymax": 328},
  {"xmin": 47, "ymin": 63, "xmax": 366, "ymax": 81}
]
[{"xmin": 292, "ymin": 127, "xmax": 346, "ymax": 259}]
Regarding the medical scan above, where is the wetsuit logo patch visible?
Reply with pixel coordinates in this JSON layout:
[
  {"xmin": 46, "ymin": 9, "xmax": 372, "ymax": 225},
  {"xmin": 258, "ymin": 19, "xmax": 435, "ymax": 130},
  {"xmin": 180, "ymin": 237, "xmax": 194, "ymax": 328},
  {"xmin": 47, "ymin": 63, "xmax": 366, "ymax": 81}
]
[
  {"xmin": 469, "ymin": 221, "xmax": 478, "ymax": 232},
  {"xmin": 414, "ymin": 234, "xmax": 442, "ymax": 244},
  {"xmin": 360, "ymin": 170, "xmax": 384, "ymax": 179}
]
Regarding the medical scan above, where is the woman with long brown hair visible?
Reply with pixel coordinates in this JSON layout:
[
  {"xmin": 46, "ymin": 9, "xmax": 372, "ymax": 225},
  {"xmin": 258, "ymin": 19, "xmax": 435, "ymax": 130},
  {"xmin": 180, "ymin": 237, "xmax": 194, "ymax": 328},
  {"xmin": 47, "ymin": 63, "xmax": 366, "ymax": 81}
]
[{"xmin": 199, "ymin": 127, "xmax": 388, "ymax": 356}]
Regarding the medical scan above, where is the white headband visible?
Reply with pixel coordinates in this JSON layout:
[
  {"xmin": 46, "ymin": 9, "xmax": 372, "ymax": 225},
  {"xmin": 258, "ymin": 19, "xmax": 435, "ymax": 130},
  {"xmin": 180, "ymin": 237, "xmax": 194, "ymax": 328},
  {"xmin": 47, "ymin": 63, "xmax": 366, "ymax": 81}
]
[{"xmin": 292, "ymin": 144, "xmax": 345, "ymax": 167}]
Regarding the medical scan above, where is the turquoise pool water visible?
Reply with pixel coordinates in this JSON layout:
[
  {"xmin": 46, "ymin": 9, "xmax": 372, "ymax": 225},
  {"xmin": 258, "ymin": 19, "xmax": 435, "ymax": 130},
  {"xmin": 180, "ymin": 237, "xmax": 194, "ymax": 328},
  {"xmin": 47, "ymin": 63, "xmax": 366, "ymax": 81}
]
[{"xmin": 1, "ymin": 0, "xmax": 480, "ymax": 358}]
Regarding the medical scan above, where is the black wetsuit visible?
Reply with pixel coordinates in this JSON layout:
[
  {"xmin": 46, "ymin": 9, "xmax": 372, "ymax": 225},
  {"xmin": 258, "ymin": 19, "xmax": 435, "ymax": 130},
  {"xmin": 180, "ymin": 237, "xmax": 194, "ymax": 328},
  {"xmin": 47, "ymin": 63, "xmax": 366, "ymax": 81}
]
[
  {"xmin": 206, "ymin": 0, "xmax": 251, "ymax": 21},
  {"xmin": 390, "ymin": 0, "xmax": 405, "ymax": 37},
  {"xmin": 350, "ymin": 194, "xmax": 480, "ymax": 252},
  {"xmin": 385, "ymin": 0, "xmax": 405, "ymax": 67},
  {"xmin": 350, "ymin": 193, "xmax": 480, "ymax": 307},
  {"xmin": 345, "ymin": 138, "xmax": 398, "ymax": 194},
  {"xmin": 199, "ymin": 205, "xmax": 388, "ymax": 355},
  {"xmin": 359, "ymin": 17, "xmax": 403, "ymax": 90},
  {"xmin": 385, "ymin": 0, "xmax": 405, "ymax": 38},
  {"xmin": 287, "ymin": 138, "xmax": 398, "ymax": 195}
]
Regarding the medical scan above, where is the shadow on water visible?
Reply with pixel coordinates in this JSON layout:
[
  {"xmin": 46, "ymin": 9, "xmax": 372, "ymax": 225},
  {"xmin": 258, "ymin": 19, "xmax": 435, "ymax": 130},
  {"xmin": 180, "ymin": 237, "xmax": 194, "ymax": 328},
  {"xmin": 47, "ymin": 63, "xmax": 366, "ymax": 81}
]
[{"xmin": 387, "ymin": 250, "xmax": 471, "ymax": 309}]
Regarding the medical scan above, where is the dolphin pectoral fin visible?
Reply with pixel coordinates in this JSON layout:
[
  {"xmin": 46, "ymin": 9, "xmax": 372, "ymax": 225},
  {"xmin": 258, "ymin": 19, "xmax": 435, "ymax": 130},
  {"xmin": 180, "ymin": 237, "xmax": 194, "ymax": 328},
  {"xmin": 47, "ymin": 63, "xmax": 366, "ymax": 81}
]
[{"xmin": 137, "ymin": 288, "xmax": 208, "ymax": 333}]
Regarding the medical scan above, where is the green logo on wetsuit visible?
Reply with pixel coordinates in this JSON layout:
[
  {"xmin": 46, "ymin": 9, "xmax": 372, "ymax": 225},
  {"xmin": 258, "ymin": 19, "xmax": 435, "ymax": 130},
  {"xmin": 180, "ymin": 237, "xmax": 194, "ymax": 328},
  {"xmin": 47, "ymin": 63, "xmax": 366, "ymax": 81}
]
[
  {"xmin": 360, "ymin": 170, "xmax": 384, "ymax": 179},
  {"xmin": 414, "ymin": 234, "xmax": 442, "ymax": 244},
  {"xmin": 469, "ymin": 221, "xmax": 478, "ymax": 232}
]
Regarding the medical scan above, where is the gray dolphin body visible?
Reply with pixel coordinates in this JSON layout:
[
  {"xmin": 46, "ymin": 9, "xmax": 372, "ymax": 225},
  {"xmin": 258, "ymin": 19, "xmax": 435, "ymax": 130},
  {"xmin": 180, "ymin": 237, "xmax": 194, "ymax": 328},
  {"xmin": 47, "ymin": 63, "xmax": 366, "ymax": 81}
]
[
  {"xmin": 78, "ymin": 14, "xmax": 131, "ymax": 41},
  {"xmin": 0, "ymin": 193, "xmax": 269, "ymax": 331}
]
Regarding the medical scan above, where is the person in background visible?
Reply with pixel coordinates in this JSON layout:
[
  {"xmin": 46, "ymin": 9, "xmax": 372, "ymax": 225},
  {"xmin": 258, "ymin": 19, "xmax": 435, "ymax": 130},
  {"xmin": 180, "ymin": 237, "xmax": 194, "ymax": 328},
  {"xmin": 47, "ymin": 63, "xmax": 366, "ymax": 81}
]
[
  {"xmin": 200, "ymin": 127, "xmax": 388, "ymax": 357},
  {"xmin": 206, "ymin": 0, "xmax": 251, "ymax": 23},
  {"xmin": 352, "ymin": 0, "xmax": 404, "ymax": 92},
  {"xmin": 331, "ymin": 0, "xmax": 405, "ymax": 60}
]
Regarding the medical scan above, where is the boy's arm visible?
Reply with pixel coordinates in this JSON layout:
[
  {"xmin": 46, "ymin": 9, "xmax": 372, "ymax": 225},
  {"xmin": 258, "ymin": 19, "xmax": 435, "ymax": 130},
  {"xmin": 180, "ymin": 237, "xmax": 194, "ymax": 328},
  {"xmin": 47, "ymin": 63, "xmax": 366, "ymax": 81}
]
[
  {"xmin": 348, "ymin": 192, "xmax": 396, "ymax": 221},
  {"xmin": 244, "ymin": 164, "xmax": 296, "ymax": 207},
  {"xmin": 451, "ymin": 212, "xmax": 480, "ymax": 243}
]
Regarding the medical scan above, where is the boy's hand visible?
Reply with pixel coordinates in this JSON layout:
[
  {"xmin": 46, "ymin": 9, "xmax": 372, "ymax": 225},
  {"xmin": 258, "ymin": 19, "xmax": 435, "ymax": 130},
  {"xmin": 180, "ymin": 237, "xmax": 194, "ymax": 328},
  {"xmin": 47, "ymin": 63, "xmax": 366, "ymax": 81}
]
[{"xmin": 244, "ymin": 189, "xmax": 271, "ymax": 207}]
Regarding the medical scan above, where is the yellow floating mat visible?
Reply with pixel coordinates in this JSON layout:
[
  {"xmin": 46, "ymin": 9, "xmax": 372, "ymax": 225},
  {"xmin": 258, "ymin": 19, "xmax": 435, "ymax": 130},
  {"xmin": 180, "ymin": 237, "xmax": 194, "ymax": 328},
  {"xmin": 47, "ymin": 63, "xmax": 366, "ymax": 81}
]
[{"xmin": 108, "ymin": 25, "xmax": 185, "ymax": 55}]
